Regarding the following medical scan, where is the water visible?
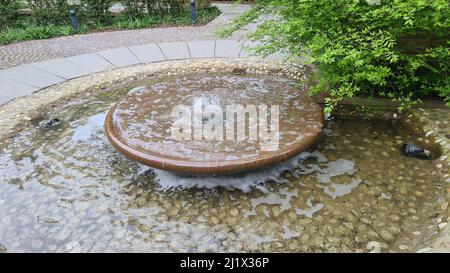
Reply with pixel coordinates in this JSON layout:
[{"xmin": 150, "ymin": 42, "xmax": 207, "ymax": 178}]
[{"xmin": 0, "ymin": 76, "xmax": 445, "ymax": 253}]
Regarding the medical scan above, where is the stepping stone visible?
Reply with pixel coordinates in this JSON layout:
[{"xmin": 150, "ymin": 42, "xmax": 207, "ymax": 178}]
[
  {"xmin": 31, "ymin": 58, "xmax": 90, "ymax": 79},
  {"xmin": 66, "ymin": 53, "xmax": 115, "ymax": 73},
  {"xmin": 97, "ymin": 47, "xmax": 141, "ymax": 67},
  {"xmin": 215, "ymin": 40, "xmax": 243, "ymax": 58},
  {"xmin": 187, "ymin": 41, "xmax": 215, "ymax": 59},
  {"xmin": 158, "ymin": 42, "xmax": 190, "ymax": 60},
  {"xmin": 128, "ymin": 44, "xmax": 166, "ymax": 63},
  {"xmin": 0, "ymin": 65, "xmax": 65, "ymax": 88}
]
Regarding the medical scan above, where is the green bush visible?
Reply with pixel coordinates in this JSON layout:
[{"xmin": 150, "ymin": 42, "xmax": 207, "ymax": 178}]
[
  {"xmin": 28, "ymin": 0, "xmax": 71, "ymax": 25},
  {"xmin": 79, "ymin": 0, "xmax": 113, "ymax": 23},
  {"xmin": 121, "ymin": 0, "xmax": 146, "ymax": 18},
  {"xmin": 195, "ymin": 0, "xmax": 213, "ymax": 9},
  {"xmin": 122, "ymin": 0, "xmax": 187, "ymax": 18},
  {"xmin": 0, "ymin": 0, "xmax": 23, "ymax": 27},
  {"xmin": 223, "ymin": 0, "xmax": 450, "ymax": 110}
]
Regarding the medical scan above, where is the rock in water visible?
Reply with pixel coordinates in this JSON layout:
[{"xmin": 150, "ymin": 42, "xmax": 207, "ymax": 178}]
[
  {"xmin": 40, "ymin": 118, "xmax": 61, "ymax": 129},
  {"xmin": 402, "ymin": 142, "xmax": 431, "ymax": 159}
]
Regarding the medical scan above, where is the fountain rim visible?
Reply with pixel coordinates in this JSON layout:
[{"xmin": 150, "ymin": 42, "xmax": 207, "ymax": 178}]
[{"xmin": 104, "ymin": 82, "xmax": 324, "ymax": 175}]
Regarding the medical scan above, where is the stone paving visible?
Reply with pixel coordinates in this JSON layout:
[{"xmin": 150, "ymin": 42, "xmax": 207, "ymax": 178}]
[
  {"xmin": 0, "ymin": 39, "xmax": 272, "ymax": 105},
  {"xmin": 0, "ymin": 3, "xmax": 251, "ymax": 69},
  {"xmin": 0, "ymin": 3, "xmax": 260, "ymax": 106}
]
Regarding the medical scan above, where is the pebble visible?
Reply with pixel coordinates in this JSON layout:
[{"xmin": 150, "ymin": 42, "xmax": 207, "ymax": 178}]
[
  {"xmin": 438, "ymin": 223, "xmax": 447, "ymax": 230},
  {"xmin": 288, "ymin": 240, "xmax": 299, "ymax": 250},
  {"xmin": 398, "ymin": 245, "xmax": 408, "ymax": 251},
  {"xmin": 343, "ymin": 222, "xmax": 354, "ymax": 230},
  {"xmin": 210, "ymin": 216, "xmax": 220, "ymax": 225},
  {"xmin": 229, "ymin": 208, "xmax": 239, "ymax": 217},
  {"xmin": 416, "ymin": 247, "xmax": 432, "ymax": 253},
  {"xmin": 380, "ymin": 230, "xmax": 394, "ymax": 241},
  {"xmin": 136, "ymin": 197, "xmax": 147, "ymax": 206}
]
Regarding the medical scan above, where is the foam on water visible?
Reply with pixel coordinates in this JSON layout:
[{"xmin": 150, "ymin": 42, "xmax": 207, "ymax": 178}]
[
  {"xmin": 146, "ymin": 150, "xmax": 358, "ymax": 195},
  {"xmin": 148, "ymin": 151, "xmax": 315, "ymax": 193}
]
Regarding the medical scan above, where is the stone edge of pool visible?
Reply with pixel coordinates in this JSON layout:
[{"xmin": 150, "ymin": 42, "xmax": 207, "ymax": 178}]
[{"xmin": 0, "ymin": 52, "xmax": 448, "ymax": 253}]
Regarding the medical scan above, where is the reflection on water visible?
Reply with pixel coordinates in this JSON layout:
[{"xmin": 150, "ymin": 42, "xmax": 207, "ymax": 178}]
[{"xmin": 0, "ymin": 78, "xmax": 445, "ymax": 253}]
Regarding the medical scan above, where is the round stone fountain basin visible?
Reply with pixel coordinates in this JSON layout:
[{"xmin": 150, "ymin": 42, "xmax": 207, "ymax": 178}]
[{"xmin": 105, "ymin": 75, "xmax": 323, "ymax": 174}]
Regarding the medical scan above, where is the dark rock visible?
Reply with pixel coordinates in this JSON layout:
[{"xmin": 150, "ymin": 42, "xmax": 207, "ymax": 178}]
[
  {"xmin": 402, "ymin": 142, "xmax": 431, "ymax": 159},
  {"xmin": 40, "ymin": 118, "xmax": 61, "ymax": 129},
  {"xmin": 232, "ymin": 68, "xmax": 246, "ymax": 75}
]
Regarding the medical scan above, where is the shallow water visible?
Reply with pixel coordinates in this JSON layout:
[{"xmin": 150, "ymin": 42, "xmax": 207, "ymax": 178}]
[{"xmin": 0, "ymin": 76, "xmax": 445, "ymax": 253}]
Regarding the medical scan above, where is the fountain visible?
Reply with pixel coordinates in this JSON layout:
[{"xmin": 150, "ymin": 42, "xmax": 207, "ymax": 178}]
[
  {"xmin": 104, "ymin": 75, "xmax": 324, "ymax": 174},
  {"xmin": 0, "ymin": 59, "xmax": 446, "ymax": 252}
]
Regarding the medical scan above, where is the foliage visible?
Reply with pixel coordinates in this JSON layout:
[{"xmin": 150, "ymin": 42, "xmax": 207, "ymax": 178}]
[
  {"xmin": 0, "ymin": 23, "xmax": 72, "ymax": 44},
  {"xmin": 121, "ymin": 0, "xmax": 186, "ymax": 18},
  {"xmin": 27, "ymin": 0, "xmax": 71, "ymax": 25},
  {"xmin": 195, "ymin": 0, "xmax": 213, "ymax": 10},
  {"xmin": 221, "ymin": 0, "xmax": 450, "ymax": 111},
  {"xmin": 79, "ymin": 0, "xmax": 113, "ymax": 24},
  {"xmin": 0, "ymin": 0, "xmax": 23, "ymax": 27}
]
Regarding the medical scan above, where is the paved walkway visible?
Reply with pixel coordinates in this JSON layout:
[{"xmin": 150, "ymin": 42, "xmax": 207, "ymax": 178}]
[
  {"xmin": 0, "ymin": 3, "xmax": 262, "ymax": 106},
  {"xmin": 0, "ymin": 3, "xmax": 252, "ymax": 69},
  {"xmin": 0, "ymin": 38, "xmax": 270, "ymax": 105}
]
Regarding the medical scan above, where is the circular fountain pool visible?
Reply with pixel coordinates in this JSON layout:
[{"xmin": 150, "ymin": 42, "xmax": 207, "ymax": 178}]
[
  {"xmin": 0, "ymin": 59, "xmax": 447, "ymax": 253},
  {"xmin": 105, "ymin": 75, "xmax": 323, "ymax": 174}
]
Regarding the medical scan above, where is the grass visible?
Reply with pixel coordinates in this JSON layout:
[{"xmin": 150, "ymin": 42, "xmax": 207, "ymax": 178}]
[{"xmin": 0, "ymin": 7, "xmax": 221, "ymax": 45}]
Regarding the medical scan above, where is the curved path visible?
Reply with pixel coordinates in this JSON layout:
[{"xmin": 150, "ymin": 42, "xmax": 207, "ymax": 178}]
[
  {"xmin": 0, "ymin": 3, "xmax": 251, "ymax": 69},
  {"xmin": 0, "ymin": 38, "xmax": 281, "ymax": 106},
  {"xmin": 0, "ymin": 3, "xmax": 270, "ymax": 106}
]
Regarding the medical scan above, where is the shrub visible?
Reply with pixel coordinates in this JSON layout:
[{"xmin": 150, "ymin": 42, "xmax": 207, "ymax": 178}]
[
  {"xmin": 27, "ymin": 0, "xmax": 72, "ymax": 25},
  {"xmin": 0, "ymin": 0, "xmax": 23, "ymax": 27},
  {"xmin": 121, "ymin": 0, "xmax": 146, "ymax": 18},
  {"xmin": 195, "ymin": 0, "xmax": 213, "ymax": 10},
  {"xmin": 223, "ymin": 0, "xmax": 450, "ymax": 111},
  {"xmin": 122, "ymin": 0, "xmax": 187, "ymax": 18},
  {"xmin": 79, "ymin": 0, "xmax": 113, "ymax": 23}
]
